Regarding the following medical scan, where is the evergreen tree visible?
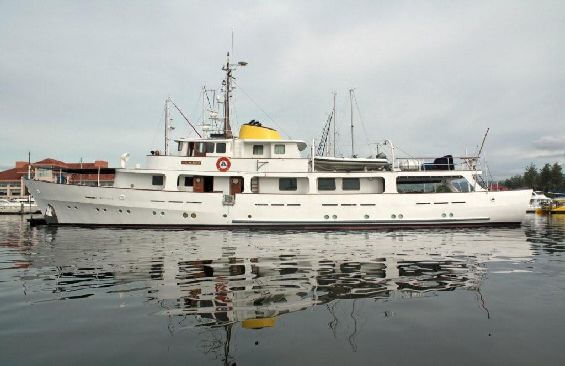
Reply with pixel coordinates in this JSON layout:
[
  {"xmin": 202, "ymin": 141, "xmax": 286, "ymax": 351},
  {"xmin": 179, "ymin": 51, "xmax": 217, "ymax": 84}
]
[
  {"xmin": 538, "ymin": 163, "xmax": 553, "ymax": 192},
  {"xmin": 550, "ymin": 163, "xmax": 563, "ymax": 192},
  {"xmin": 523, "ymin": 163, "xmax": 538, "ymax": 189}
]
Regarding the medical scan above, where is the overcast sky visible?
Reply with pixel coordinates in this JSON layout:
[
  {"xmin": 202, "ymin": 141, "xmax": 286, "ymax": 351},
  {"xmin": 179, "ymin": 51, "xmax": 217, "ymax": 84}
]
[{"xmin": 1, "ymin": 0, "xmax": 564, "ymax": 178}]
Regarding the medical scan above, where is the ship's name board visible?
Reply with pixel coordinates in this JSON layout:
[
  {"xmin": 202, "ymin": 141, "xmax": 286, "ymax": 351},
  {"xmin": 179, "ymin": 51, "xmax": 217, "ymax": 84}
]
[{"xmin": 181, "ymin": 160, "xmax": 202, "ymax": 165}]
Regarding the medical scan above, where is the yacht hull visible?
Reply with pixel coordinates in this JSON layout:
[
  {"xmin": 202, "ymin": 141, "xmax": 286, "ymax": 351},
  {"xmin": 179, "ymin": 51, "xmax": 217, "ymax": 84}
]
[{"xmin": 25, "ymin": 179, "xmax": 531, "ymax": 228}]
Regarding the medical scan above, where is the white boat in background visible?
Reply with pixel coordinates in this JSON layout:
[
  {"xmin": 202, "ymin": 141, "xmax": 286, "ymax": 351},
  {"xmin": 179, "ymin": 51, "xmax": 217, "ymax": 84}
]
[
  {"xmin": 527, "ymin": 191, "xmax": 552, "ymax": 213},
  {"xmin": 24, "ymin": 53, "xmax": 531, "ymax": 228},
  {"xmin": 0, "ymin": 198, "xmax": 40, "ymax": 215}
]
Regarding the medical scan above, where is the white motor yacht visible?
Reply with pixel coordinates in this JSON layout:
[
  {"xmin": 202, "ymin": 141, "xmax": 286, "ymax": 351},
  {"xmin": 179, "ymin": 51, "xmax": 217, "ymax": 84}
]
[{"xmin": 24, "ymin": 54, "xmax": 531, "ymax": 228}]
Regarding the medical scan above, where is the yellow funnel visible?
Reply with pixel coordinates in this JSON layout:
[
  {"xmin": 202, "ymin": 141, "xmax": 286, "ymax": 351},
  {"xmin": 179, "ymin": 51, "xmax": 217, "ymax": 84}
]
[{"xmin": 239, "ymin": 123, "xmax": 281, "ymax": 140}]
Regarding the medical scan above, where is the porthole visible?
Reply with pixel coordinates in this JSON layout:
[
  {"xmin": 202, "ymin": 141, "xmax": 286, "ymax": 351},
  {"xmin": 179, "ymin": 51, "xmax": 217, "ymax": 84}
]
[
  {"xmin": 118, "ymin": 209, "xmax": 123, "ymax": 213},
  {"xmin": 398, "ymin": 214, "xmax": 403, "ymax": 219},
  {"xmin": 152, "ymin": 211, "xmax": 157, "ymax": 215},
  {"xmin": 191, "ymin": 213, "xmax": 197, "ymax": 218},
  {"xmin": 441, "ymin": 213, "xmax": 446, "ymax": 218},
  {"xmin": 74, "ymin": 206, "xmax": 78, "ymax": 209},
  {"xmin": 130, "ymin": 184, "xmax": 134, "ymax": 188},
  {"xmin": 364, "ymin": 214, "xmax": 369, "ymax": 219},
  {"xmin": 222, "ymin": 214, "xmax": 227, "ymax": 218},
  {"xmin": 183, "ymin": 212, "xmax": 188, "ymax": 218},
  {"xmin": 391, "ymin": 214, "xmax": 396, "ymax": 219},
  {"xmin": 103, "ymin": 208, "xmax": 107, "ymax": 212},
  {"xmin": 324, "ymin": 215, "xmax": 329, "ymax": 220},
  {"xmin": 247, "ymin": 214, "xmax": 252, "ymax": 219},
  {"xmin": 449, "ymin": 213, "xmax": 453, "ymax": 217},
  {"xmin": 67, "ymin": 205, "xmax": 71, "ymax": 209},
  {"xmin": 126, "ymin": 210, "xmax": 131, "ymax": 214},
  {"xmin": 160, "ymin": 212, "xmax": 165, "ymax": 216},
  {"xmin": 332, "ymin": 215, "xmax": 337, "ymax": 219},
  {"xmin": 96, "ymin": 208, "xmax": 100, "ymax": 212}
]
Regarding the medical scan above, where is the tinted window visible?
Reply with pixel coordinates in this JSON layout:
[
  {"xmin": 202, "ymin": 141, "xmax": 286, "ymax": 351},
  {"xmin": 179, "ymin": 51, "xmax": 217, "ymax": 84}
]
[
  {"xmin": 279, "ymin": 178, "xmax": 297, "ymax": 191},
  {"xmin": 318, "ymin": 178, "xmax": 336, "ymax": 191},
  {"xmin": 342, "ymin": 178, "xmax": 360, "ymax": 190},
  {"xmin": 184, "ymin": 176, "xmax": 194, "ymax": 187},
  {"xmin": 274, "ymin": 144, "xmax": 285, "ymax": 154},
  {"xmin": 206, "ymin": 142, "xmax": 215, "ymax": 153},
  {"xmin": 216, "ymin": 143, "xmax": 226, "ymax": 153},
  {"xmin": 253, "ymin": 145, "xmax": 264, "ymax": 155},
  {"xmin": 177, "ymin": 142, "xmax": 183, "ymax": 151},
  {"xmin": 396, "ymin": 176, "xmax": 468, "ymax": 193},
  {"xmin": 152, "ymin": 175, "xmax": 164, "ymax": 186}
]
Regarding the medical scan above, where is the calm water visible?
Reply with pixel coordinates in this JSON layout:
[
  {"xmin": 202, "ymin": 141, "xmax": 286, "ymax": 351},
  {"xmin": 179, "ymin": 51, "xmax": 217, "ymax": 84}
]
[{"xmin": 1, "ymin": 216, "xmax": 564, "ymax": 365}]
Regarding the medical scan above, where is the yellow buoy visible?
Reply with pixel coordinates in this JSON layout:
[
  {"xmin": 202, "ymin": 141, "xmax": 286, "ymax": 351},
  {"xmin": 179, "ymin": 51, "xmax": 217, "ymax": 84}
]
[{"xmin": 239, "ymin": 122, "xmax": 281, "ymax": 140}]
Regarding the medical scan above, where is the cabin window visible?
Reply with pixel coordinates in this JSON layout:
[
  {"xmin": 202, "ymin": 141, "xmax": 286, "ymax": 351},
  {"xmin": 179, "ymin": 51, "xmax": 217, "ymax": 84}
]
[
  {"xmin": 184, "ymin": 176, "xmax": 194, "ymax": 187},
  {"xmin": 216, "ymin": 143, "xmax": 226, "ymax": 154},
  {"xmin": 279, "ymin": 178, "xmax": 297, "ymax": 191},
  {"xmin": 152, "ymin": 175, "xmax": 164, "ymax": 186},
  {"xmin": 342, "ymin": 178, "xmax": 360, "ymax": 191},
  {"xmin": 196, "ymin": 142, "xmax": 206, "ymax": 154},
  {"xmin": 274, "ymin": 144, "xmax": 285, "ymax": 154},
  {"xmin": 396, "ymin": 176, "xmax": 470, "ymax": 193},
  {"xmin": 253, "ymin": 145, "xmax": 264, "ymax": 155},
  {"xmin": 318, "ymin": 178, "xmax": 336, "ymax": 191},
  {"xmin": 177, "ymin": 142, "xmax": 184, "ymax": 151}
]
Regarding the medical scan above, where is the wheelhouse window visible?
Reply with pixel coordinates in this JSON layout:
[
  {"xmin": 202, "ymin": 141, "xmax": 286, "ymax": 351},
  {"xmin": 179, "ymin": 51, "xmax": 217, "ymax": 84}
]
[
  {"xmin": 253, "ymin": 145, "xmax": 264, "ymax": 155},
  {"xmin": 177, "ymin": 142, "xmax": 184, "ymax": 151},
  {"xmin": 279, "ymin": 178, "xmax": 297, "ymax": 191},
  {"xmin": 152, "ymin": 175, "xmax": 164, "ymax": 186},
  {"xmin": 396, "ymin": 176, "xmax": 472, "ymax": 193},
  {"xmin": 318, "ymin": 178, "xmax": 336, "ymax": 191},
  {"xmin": 206, "ymin": 142, "xmax": 215, "ymax": 153},
  {"xmin": 342, "ymin": 178, "xmax": 360, "ymax": 191},
  {"xmin": 184, "ymin": 176, "xmax": 193, "ymax": 187},
  {"xmin": 216, "ymin": 143, "xmax": 226, "ymax": 154},
  {"xmin": 274, "ymin": 144, "xmax": 285, "ymax": 154}
]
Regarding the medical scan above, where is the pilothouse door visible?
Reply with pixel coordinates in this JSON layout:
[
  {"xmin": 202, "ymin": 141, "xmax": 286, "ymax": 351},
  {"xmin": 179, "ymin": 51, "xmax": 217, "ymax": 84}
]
[{"xmin": 230, "ymin": 177, "xmax": 243, "ymax": 195}]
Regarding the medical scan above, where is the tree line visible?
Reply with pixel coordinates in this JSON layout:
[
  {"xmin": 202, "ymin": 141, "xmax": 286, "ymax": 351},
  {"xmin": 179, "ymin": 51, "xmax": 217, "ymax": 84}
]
[{"xmin": 501, "ymin": 163, "xmax": 564, "ymax": 192}]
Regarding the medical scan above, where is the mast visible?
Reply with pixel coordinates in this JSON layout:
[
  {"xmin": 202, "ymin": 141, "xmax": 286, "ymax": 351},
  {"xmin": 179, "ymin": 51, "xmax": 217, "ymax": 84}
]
[
  {"xmin": 332, "ymin": 92, "xmax": 336, "ymax": 156},
  {"xmin": 223, "ymin": 53, "xmax": 233, "ymax": 138},
  {"xmin": 221, "ymin": 52, "xmax": 247, "ymax": 139},
  {"xmin": 349, "ymin": 88, "xmax": 355, "ymax": 157},
  {"xmin": 164, "ymin": 97, "xmax": 171, "ymax": 155}
]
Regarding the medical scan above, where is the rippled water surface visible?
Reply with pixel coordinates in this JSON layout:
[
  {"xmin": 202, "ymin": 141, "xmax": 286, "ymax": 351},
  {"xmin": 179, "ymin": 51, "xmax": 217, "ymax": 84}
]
[{"xmin": 1, "ymin": 216, "xmax": 564, "ymax": 365}]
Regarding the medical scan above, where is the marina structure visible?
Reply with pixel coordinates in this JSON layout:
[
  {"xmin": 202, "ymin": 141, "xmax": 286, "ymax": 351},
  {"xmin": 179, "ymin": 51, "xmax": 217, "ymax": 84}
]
[{"xmin": 24, "ymin": 54, "xmax": 531, "ymax": 227}]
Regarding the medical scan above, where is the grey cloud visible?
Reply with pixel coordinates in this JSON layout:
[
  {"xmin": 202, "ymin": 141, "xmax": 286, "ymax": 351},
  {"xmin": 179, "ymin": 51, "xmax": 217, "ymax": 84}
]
[{"xmin": 1, "ymin": 0, "xmax": 564, "ymax": 177}]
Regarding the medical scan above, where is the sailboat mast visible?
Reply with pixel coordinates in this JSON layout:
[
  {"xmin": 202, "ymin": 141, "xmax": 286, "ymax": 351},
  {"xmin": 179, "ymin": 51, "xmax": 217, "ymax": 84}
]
[
  {"xmin": 164, "ymin": 97, "xmax": 170, "ymax": 155},
  {"xmin": 349, "ymin": 89, "xmax": 355, "ymax": 157},
  {"xmin": 332, "ymin": 92, "xmax": 336, "ymax": 156}
]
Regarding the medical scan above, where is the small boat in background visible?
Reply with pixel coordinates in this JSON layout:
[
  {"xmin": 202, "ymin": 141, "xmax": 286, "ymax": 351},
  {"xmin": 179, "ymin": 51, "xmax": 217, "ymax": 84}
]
[
  {"xmin": 0, "ymin": 198, "xmax": 40, "ymax": 215},
  {"xmin": 527, "ymin": 191, "xmax": 552, "ymax": 213}
]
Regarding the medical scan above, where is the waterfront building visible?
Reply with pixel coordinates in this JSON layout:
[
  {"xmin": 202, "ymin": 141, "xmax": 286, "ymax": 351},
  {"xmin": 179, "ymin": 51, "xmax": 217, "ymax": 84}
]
[{"xmin": 0, "ymin": 159, "xmax": 114, "ymax": 199}]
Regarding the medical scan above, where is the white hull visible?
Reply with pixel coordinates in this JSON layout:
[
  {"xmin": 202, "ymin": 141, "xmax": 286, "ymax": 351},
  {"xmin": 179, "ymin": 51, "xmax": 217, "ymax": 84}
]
[{"xmin": 25, "ymin": 179, "xmax": 530, "ymax": 227}]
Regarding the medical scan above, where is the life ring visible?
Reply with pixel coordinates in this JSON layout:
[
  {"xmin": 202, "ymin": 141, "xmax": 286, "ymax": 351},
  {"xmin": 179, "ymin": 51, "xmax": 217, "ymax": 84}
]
[{"xmin": 216, "ymin": 157, "xmax": 231, "ymax": 172}]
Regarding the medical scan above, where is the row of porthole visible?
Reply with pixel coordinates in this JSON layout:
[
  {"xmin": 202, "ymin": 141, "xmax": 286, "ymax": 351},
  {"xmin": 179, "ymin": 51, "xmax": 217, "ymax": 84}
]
[
  {"xmin": 95, "ymin": 208, "xmax": 131, "ymax": 214},
  {"xmin": 67, "ymin": 205, "xmax": 78, "ymax": 209},
  {"xmin": 182, "ymin": 212, "xmax": 197, "ymax": 219},
  {"xmin": 391, "ymin": 214, "xmax": 404, "ymax": 219},
  {"xmin": 442, "ymin": 213, "xmax": 454, "ymax": 218}
]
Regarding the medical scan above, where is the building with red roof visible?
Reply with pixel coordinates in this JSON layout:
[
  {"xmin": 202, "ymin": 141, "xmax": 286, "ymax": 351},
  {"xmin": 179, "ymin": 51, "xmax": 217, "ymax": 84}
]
[{"xmin": 0, "ymin": 159, "xmax": 114, "ymax": 198}]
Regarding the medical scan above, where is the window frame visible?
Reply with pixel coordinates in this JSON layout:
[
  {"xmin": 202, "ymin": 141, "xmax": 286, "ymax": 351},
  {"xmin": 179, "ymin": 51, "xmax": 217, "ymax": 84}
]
[
  {"xmin": 152, "ymin": 175, "xmax": 164, "ymax": 186},
  {"xmin": 318, "ymin": 178, "xmax": 336, "ymax": 191},
  {"xmin": 342, "ymin": 178, "xmax": 360, "ymax": 191},
  {"xmin": 274, "ymin": 144, "xmax": 286, "ymax": 154},
  {"xmin": 279, "ymin": 178, "xmax": 298, "ymax": 191},
  {"xmin": 216, "ymin": 143, "xmax": 226, "ymax": 154},
  {"xmin": 253, "ymin": 145, "xmax": 264, "ymax": 155}
]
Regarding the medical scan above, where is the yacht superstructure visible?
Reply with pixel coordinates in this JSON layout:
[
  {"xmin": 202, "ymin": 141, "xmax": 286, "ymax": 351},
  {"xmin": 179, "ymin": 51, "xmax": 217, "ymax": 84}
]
[{"xmin": 25, "ymin": 54, "xmax": 531, "ymax": 227}]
